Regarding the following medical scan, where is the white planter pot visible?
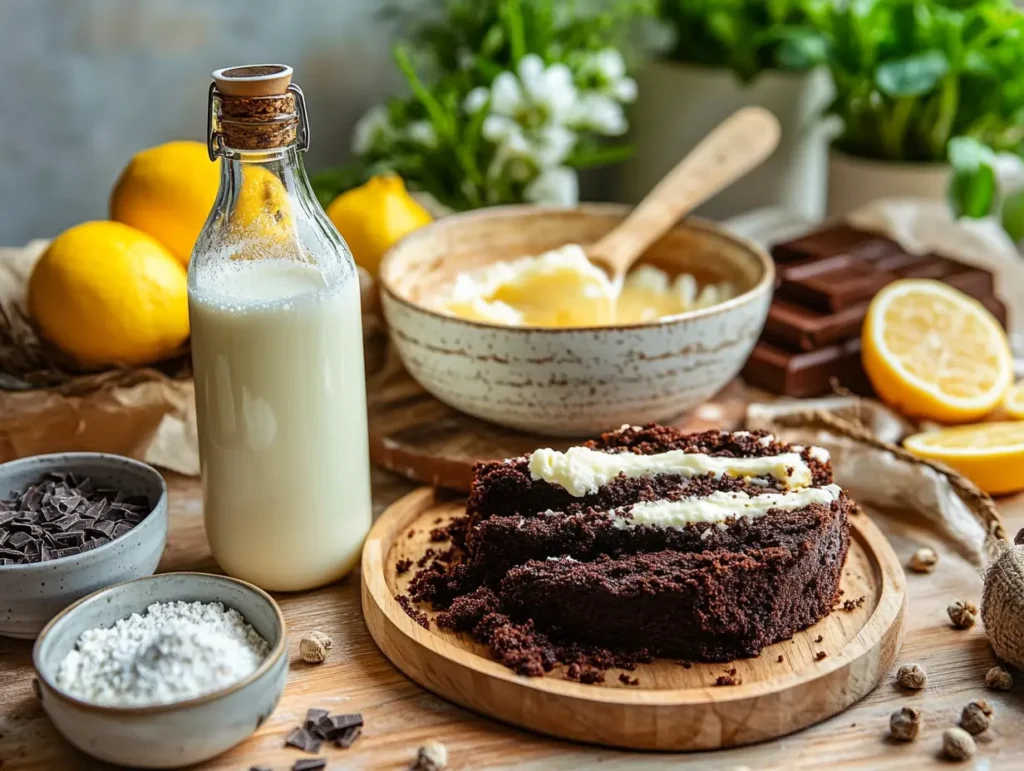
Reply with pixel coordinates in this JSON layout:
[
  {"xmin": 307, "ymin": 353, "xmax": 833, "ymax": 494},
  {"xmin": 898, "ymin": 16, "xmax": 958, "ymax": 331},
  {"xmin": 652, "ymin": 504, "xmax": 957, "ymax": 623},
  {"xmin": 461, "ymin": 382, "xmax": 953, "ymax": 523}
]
[
  {"xmin": 827, "ymin": 149, "xmax": 950, "ymax": 218},
  {"xmin": 621, "ymin": 61, "xmax": 833, "ymax": 220}
]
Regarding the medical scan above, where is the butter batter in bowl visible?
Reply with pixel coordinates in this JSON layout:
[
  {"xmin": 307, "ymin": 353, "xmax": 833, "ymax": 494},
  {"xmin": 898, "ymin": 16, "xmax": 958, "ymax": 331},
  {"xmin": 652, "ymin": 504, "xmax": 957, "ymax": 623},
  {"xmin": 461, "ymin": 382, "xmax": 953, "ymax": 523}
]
[
  {"xmin": 431, "ymin": 243, "xmax": 735, "ymax": 328},
  {"xmin": 378, "ymin": 203, "xmax": 773, "ymax": 435}
]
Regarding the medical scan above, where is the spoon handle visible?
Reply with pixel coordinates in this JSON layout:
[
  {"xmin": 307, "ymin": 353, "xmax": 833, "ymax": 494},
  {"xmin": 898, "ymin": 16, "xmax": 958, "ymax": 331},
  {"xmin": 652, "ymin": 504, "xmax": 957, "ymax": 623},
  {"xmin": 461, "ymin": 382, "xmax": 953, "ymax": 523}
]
[{"xmin": 589, "ymin": 107, "xmax": 781, "ymax": 281}]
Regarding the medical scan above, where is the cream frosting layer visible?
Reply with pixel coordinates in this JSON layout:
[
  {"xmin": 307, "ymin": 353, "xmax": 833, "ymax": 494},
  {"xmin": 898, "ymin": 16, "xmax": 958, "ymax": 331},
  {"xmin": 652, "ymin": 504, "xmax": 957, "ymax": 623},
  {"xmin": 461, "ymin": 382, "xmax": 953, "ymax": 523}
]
[
  {"xmin": 528, "ymin": 445, "xmax": 818, "ymax": 497},
  {"xmin": 610, "ymin": 484, "xmax": 843, "ymax": 530}
]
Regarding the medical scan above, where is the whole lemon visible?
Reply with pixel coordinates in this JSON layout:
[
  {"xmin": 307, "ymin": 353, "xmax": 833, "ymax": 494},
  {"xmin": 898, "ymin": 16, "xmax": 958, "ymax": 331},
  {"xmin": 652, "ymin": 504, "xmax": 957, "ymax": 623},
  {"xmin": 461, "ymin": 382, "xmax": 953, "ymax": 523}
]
[
  {"xmin": 28, "ymin": 221, "xmax": 190, "ymax": 369},
  {"xmin": 110, "ymin": 141, "xmax": 220, "ymax": 265},
  {"xmin": 232, "ymin": 165, "xmax": 295, "ymax": 242},
  {"xmin": 326, "ymin": 174, "xmax": 432, "ymax": 276}
]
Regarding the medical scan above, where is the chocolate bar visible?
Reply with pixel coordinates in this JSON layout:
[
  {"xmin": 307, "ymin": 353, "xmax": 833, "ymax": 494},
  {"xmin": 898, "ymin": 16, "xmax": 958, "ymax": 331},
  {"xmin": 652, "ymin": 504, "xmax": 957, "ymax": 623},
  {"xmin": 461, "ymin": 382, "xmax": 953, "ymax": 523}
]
[{"xmin": 745, "ymin": 225, "xmax": 1007, "ymax": 397}]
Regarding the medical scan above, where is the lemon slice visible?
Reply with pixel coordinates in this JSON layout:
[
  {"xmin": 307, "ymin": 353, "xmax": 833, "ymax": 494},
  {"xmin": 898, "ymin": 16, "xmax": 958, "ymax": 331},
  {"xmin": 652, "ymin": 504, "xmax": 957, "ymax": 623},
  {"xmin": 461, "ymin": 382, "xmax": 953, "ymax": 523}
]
[
  {"xmin": 862, "ymin": 279, "xmax": 1012, "ymax": 423},
  {"xmin": 904, "ymin": 422, "xmax": 1024, "ymax": 495},
  {"xmin": 1003, "ymin": 381, "xmax": 1024, "ymax": 419}
]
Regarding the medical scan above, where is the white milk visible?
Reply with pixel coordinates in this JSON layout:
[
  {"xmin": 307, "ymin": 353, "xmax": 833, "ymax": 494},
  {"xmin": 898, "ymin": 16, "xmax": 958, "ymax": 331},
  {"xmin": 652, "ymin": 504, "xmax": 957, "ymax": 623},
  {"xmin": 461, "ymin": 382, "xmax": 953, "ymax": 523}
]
[{"xmin": 188, "ymin": 259, "xmax": 371, "ymax": 591}]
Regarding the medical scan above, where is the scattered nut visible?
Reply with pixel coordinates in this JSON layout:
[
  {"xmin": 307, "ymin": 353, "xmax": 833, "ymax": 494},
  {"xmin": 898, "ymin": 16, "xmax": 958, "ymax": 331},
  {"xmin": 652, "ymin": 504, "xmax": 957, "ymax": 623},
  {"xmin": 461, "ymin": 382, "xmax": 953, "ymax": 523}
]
[
  {"xmin": 412, "ymin": 739, "xmax": 448, "ymax": 771},
  {"xmin": 888, "ymin": 706, "xmax": 921, "ymax": 741},
  {"xmin": 896, "ymin": 663, "xmax": 927, "ymax": 690},
  {"xmin": 959, "ymin": 699, "xmax": 993, "ymax": 735},
  {"xmin": 908, "ymin": 547, "xmax": 938, "ymax": 573},
  {"xmin": 947, "ymin": 600, "xmax": 978, "ymax": 629},
  {"xmin": 942, "ymin": 727, "xmax": 976, "ymax": 761},
  {"xmin": 985, "ymin": 665, "xmax": 1013, "ymax": 691},
  {"xmin": 299, "ymin": 630, "xmax": 333, "ymax": 664}
]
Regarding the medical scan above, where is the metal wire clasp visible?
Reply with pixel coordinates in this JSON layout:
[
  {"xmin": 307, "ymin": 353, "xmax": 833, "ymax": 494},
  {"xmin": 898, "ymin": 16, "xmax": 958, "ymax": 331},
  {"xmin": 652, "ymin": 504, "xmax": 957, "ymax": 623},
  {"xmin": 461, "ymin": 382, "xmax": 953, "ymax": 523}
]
[{"xmin": 206, "ymin": 82, "xmax": 310, "ymax": 160}]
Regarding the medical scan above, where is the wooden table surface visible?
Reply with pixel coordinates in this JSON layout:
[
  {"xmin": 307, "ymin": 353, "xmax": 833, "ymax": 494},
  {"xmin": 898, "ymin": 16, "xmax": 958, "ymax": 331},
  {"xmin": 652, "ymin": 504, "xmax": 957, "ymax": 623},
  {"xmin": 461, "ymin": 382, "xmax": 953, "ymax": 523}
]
[{"xmin": 2, "ymin": 466, "xmax": 1023, "ymax": 770}]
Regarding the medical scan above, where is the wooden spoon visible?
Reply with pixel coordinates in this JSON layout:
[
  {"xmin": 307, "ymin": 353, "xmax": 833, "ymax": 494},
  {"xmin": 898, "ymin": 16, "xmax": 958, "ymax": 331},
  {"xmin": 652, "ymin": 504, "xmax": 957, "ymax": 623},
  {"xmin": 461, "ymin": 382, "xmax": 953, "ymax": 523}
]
[{"xmin": 587, "ymin": 107, "xmax": 782, "ymax": 288}]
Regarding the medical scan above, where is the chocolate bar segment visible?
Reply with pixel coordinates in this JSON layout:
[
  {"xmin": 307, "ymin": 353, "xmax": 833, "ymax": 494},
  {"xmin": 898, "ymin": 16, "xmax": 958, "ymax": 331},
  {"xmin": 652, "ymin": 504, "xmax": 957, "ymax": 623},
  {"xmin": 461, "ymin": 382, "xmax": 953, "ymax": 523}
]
[
  {"xmin": 771, "ymin": 224, "xmax": 902, "ymax": 264},
  {"xmin": 742, "ymin": 338, "xmax": 870, "ymax": 399}
]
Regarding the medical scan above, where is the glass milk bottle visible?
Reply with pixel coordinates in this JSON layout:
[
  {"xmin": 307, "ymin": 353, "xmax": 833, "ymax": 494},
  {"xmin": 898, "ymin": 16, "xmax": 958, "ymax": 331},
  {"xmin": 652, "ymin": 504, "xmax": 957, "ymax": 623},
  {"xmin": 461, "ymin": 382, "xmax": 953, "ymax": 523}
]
[{"xmin": 188, "ymin": 64, "xmax": 372, "ymax": 591}]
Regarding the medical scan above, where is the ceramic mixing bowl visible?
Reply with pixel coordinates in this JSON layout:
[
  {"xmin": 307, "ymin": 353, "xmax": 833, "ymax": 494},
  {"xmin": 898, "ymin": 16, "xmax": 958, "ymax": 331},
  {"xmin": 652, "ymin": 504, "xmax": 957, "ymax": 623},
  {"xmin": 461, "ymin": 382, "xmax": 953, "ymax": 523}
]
[
  {"xmin": 33, "ymin": 571, "xmax": 288, "ymax": 768},
  {"xmin": 379, "ymin": 203, "xmax": 774, "ymax": 435},
  {"xmin": 0, "ymin": 452, "xmax": 168, "ymax": 639}
]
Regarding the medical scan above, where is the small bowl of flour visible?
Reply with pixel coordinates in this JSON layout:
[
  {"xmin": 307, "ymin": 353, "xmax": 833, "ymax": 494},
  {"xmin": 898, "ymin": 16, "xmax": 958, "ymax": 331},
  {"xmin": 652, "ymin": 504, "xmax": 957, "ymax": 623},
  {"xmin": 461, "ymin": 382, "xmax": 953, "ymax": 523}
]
[{"xmin": 32, "ymin": 572, "xmax": 288, "ymax": 768}]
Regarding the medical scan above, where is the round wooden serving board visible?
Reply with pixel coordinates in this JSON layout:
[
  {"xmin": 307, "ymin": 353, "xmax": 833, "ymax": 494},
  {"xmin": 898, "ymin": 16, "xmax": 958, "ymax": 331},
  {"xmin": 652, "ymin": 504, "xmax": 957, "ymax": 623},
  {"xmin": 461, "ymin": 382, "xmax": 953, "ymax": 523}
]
[
  {"xmin": 367, "ymin": 355, "xmax": 750, "ymax": 492},
  {"xmin": 362, "ymin": 488, "xmax": 907, "ymax": 751}
]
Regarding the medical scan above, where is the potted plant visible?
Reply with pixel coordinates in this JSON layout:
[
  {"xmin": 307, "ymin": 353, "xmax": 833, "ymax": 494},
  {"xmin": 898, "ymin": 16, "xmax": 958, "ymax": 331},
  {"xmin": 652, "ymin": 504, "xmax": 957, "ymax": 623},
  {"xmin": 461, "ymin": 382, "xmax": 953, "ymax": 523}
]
[
  {"xmin": 621, "ymin": 0, "xmax": 833, "ymax": 220},
  {"xmin": 821, "ymin": 0, "xmax": 1024, "ymax": 217},
  {"xmin": 949, "ymin": 136, "xmax": 1024, "ymax": 248},
  {"xmin": 312, "ymin": 0, "xmax": 655, "ymax": 213}
]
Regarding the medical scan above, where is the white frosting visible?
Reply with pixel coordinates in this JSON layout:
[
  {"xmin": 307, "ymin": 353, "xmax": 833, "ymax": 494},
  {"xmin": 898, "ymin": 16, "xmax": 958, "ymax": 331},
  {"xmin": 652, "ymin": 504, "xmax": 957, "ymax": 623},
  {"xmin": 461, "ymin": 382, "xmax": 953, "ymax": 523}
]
[
  {"xmin": 528, "ymin": 445, "xmax": 816, "ymax": 497},
  {"xmin": 611, "ymin": 485, "xmax": 844, "ymax": 530}
]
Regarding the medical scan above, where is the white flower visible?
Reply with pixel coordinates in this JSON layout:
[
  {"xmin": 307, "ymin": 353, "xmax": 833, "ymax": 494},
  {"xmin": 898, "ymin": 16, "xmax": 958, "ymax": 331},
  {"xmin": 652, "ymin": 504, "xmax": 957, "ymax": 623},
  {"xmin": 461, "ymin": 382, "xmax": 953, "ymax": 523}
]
[
  {"xmin": 534, "ymin": 124, "xmax": 576, "ymax": 166},
  {"xmin": 482, "ymin": 114, "xmax": 519, "ymax": 143},
  {"xmin": 485, "ymin": 55, "xmax": 578, "ymax": 129},
  {"xmin": 351, "ymin": 105, "xmax": 393, "ymax": 156},
  {"xmin": 524, "ymin": 167, "xmax": 579, "ymax": 205},
  {"xmin": 405, "ymin": 120, "xmax": 437, "ymax": 149},
  {"xmin": 570, "ymin": 94, "xmax": 627, "ymax": 136},
  {"xmin": 593, "ymin": 49, "xmax": 626, "ymax": 82},
  {"xmin": 464, "ymin": 86, "xmax": 490, "ymax": 114},
  {"xmin": 613, "ymin": 77, "xmax": 638, "ymax": 103}
]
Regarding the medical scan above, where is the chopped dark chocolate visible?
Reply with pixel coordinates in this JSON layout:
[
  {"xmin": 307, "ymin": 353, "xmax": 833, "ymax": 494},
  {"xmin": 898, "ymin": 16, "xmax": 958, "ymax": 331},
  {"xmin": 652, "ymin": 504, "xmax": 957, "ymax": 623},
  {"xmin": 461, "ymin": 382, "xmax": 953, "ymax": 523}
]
[
  {"xmin": 285, "ymin": 726, "xmax": 321, "ymax": 753},
  {"xmin": 335, "ymin": 726, "xmax": 362, "ymax": 748},
  {"xmin": 317, "ymin": 713, "xmax": 363, "ymax": 739},
  {"xmin": 0, "ymin": 473, "xmax": 150, "ymax": 565},
  {"xmin": 292, "ymin": 760, "xmax": 326, "ymax": 771},
  {"xmin": 250, "ymin": 766, "xmax": 272, "ymax": 771},
  {"xmin": 304, "ymin": 708, "xmax": 329, "ymax": 732}
]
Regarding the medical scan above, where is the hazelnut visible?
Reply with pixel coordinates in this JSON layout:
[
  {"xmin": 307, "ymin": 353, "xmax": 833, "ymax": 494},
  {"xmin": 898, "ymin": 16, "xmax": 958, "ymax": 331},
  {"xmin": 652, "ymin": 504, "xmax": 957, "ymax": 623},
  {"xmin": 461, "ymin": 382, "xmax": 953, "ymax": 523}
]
[
  {"xmin": 985, "ymin": 665, "xmax": 1013, "ymax": 691},
  {"xmin": 299, "ymin": 630, "xmax": 333, "ymax": 664},
  {"xmin": 908, "ymin": 547, "xmax": 938, "ymax": 573},
  {"xmin": 959, "ymin": 699, "xmax": 993, "ymax": 735},
  {"xmin": 412, "ymin": 739, "xmax": 448, "ymax": 771},
  {"xmin": 888, "ymin": 706, "xmax": 921, "ymax": 741},
  {"xmin": 895, "ymin": 663, "xmax": 927, "ymax": 690},
  {"xmin": 942, "ymin": 727, "xmax": 976, "ymax": 761},
  {"xmin": 947, "ymin": 600, "xmax": 978, "ymax": 629}
]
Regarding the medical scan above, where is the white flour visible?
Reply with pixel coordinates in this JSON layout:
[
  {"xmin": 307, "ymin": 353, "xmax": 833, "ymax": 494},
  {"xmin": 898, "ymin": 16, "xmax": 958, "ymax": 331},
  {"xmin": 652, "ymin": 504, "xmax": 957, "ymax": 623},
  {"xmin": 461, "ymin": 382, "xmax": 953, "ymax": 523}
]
[{"xmin": 55, "ymin": 600, "xmax": 270, "ymax": 706}]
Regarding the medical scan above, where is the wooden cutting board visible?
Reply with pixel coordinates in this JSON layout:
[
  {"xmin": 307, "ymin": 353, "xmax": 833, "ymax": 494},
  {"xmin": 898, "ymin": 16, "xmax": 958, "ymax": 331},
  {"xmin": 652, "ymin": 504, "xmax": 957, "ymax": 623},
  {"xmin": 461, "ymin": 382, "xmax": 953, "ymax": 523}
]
[
  {"xmin": 367, "ymin": 354, "xmax": 751, "ymax": 492},
  {"xmin": 362, "ymin": 488, "xmax": 907, "ymax": 751}
]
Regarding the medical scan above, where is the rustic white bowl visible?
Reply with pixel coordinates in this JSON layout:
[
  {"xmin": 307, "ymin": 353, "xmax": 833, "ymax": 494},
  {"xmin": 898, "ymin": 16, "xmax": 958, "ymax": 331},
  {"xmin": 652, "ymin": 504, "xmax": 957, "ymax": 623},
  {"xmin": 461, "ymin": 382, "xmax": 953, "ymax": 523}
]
[
  {"xmin": 33, "ymin": 572, "xmax": 288, "ymax": 768},
  {"xmin": 379, "ymin": 204, "xmax": 774, "ymax": 435},
  {"xmin": 0, "ymin": 453, "xmax": 168, "ymax": 639}
]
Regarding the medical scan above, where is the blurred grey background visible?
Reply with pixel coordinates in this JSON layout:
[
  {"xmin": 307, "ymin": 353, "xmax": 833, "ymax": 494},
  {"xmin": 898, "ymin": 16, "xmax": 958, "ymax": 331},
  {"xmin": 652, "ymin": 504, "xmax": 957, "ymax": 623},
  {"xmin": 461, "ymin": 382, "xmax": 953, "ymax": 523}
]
[{"xmin": 1, "ymin": 0, "xmax": 408, "ymax": 245}]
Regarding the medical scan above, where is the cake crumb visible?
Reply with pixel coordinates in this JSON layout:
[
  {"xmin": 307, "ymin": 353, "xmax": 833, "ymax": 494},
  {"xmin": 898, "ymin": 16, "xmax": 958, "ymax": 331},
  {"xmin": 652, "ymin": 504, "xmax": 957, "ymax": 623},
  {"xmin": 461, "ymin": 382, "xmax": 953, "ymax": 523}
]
[
  {"xmin": 618, "ymin": 673, "xmax": 639, "ymax": 686},
  {"xmin": 814, "ymin": 635, "xmax": 823, "ymax": 643},
  {"xmin": 396, "ymin": 558, "xmax": 413, "ymax": 575},
  {"xmin": 395, "ymin": 595, "xmax": 430, "ymax": 629},
  {"xmin": 677, "ymin": 661, "xmax": 693, "ymax": 669},
  {"xmin": 407, "ymin": 529, "xmax": 415, "ymax": 539},
  {"xmin": 416, "ymin": 549, "xmax": 436, "ymax": 569},
  {"xmin": 777, "ymin": 655, "xmax": 784, "ymax": 663},
  {"xmin": 715, "ymin": 675, "xmax": 740, "ymax": 686},
  {"xmin": 814, "ymin": 651, "xmax": 827, "ymax": 661}
]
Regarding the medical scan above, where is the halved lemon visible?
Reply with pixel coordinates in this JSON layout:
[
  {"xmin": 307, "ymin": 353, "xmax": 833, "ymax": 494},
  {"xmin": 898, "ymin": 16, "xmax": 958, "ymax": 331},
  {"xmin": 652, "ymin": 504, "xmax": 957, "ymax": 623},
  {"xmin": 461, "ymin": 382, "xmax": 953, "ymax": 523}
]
[
  {"xmin": 904, "ymin": 422, "xmax": 1024, "ymax": 495},
  {"xmin": 862, "ymin": 279, "xmax": 1012, "ymax": 423},
  {"xmin": 1003, "ymin": 382, "xmax": 1024, "ymax": 420}
]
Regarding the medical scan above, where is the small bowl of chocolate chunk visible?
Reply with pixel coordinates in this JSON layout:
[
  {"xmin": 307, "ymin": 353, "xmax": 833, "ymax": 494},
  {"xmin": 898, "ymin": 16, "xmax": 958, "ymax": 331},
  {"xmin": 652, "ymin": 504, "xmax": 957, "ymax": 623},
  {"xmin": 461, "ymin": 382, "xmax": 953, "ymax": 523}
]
[{"xmin": 0, "ymin": 453, "xmax": 168, "ymax": 639}]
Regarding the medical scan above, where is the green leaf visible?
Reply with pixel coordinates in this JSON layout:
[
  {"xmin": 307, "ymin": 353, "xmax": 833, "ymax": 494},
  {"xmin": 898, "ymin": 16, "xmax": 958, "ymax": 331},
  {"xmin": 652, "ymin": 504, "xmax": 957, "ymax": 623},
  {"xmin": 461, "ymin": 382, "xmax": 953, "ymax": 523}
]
[
  {"xmin": 948, "ymin": 164, "xmax": 997, "ymax": 219},
  {"xmin": 948, "ymin": 136, "xmax": 997, "ymax": 173},
  {"xmin": 876, "ymin": 51, "xmax": 951, "ymax": 98},
  {"xmin": 1001, "ymin": 189, "xmax": 1024, "ymax": 244},
  {"xmin": 566, "ymin": 142, "xmax": 635, "ymax": 169}
]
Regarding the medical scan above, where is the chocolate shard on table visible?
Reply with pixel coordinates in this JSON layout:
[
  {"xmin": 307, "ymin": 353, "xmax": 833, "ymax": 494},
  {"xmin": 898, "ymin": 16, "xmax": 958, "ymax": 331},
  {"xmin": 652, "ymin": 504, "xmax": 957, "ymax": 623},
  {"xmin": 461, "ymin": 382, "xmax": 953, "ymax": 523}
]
[{"xmin": 743, "ymin": 224, "xmax": 1007, "ymax": 397}]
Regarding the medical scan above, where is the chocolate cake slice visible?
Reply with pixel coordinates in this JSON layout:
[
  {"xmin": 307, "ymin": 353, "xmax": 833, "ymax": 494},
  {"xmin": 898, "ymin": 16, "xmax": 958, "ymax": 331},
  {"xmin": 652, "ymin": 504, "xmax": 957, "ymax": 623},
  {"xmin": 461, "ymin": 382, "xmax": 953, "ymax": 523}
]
[{"xmin": 407, "ymin": 425, "xmax": 851, "ymax": 676}]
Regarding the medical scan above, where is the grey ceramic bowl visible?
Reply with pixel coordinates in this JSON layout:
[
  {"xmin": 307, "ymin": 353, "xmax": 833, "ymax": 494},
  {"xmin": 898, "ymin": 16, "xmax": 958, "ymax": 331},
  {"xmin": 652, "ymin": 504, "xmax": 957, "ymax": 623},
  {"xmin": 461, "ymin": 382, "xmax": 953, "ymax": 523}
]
[
  {"xmin": 0, "ymin": 452, "xmax": 168, "ymax": 639},
  {"xmin": 33, "ymin": 572, "xmax": 288, "ymax": 768}
]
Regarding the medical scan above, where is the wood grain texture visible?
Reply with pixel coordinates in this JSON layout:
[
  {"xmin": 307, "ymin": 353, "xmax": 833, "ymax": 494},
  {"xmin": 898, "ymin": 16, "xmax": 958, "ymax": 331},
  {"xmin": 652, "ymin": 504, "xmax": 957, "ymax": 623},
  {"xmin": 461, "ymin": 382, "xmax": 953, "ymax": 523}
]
[
  {"xmin": 362, "ymin": 488, "xmax": 905, "ymax": 751},
  {"xmin": 368, "ymin": 359, "xmax": 750, "ymax": 491},
  {"xmin": 1, "ymin": 473, "xmax": 1024, "ymax": 770}
]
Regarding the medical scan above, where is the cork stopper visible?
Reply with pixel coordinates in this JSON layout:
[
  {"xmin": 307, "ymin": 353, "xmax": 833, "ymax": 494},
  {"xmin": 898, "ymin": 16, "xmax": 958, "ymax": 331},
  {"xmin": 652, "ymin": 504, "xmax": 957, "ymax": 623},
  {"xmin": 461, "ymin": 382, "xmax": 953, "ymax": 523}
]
[
  {"xmin": 210, "ymin": 64, "xmax": 305, "ymax": 152},
  {"xmin": 212, "ymin": 64, "xmax": 293, "ymax": 97}
]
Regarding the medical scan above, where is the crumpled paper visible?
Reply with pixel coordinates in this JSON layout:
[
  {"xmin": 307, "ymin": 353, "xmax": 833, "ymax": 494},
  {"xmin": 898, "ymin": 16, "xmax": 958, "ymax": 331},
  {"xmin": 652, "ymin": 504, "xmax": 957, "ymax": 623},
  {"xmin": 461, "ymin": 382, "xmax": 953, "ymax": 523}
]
[
  {"xmin": 747, "ymin": 397, "xmax": 1004, "ymax": 567},
  {"xmin": 0, "ymin": 241, "xmax": 199, "ymax": 474}
]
